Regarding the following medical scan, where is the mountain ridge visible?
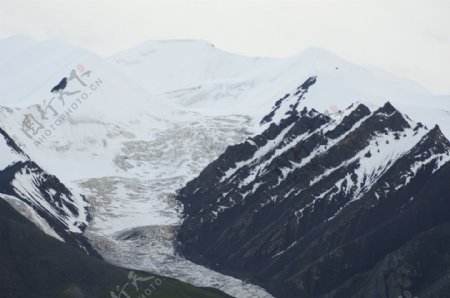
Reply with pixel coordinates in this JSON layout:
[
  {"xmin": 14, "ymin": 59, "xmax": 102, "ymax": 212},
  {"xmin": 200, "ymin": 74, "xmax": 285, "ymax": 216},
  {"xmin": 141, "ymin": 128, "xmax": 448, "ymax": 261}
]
[{"xmin": 176, "ymin": 77, "xmax": 450, "ymax": 297}]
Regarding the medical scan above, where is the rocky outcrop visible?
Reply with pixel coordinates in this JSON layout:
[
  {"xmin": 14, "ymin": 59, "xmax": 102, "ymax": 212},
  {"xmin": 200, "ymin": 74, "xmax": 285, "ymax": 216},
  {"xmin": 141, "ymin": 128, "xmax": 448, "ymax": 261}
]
[{"xmin": 0, "ymin": 126, "xmax": 96, "ymax": 255}]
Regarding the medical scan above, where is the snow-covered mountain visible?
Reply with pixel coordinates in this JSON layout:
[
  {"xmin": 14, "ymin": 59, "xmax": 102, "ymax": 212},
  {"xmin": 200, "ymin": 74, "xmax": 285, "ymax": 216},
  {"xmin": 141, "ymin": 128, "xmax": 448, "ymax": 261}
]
[
  {"xmin": 1, "ymin": 35, "xmax": 450, "ymax": 298},
  {"xmin": 111, "ymin": 41, "xmax": 450, "ymax": 297},
  {"xmin": 110, "ymin": 40, "xmax": 450, "ymax": 138},
  {"xmin": 176, "ymin": 77, "xmax": 450, "ymax": 297},
  {"xmin": 0, "ymin": 36, "xmax": 271, "ymax": 298}
]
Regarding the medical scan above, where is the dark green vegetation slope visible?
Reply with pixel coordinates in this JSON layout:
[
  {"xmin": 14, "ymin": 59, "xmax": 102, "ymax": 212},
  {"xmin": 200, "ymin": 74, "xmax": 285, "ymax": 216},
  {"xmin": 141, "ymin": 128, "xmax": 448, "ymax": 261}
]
[{"xmin": 0, "ymin": 199, "xmax": 232, "ymax": 298}]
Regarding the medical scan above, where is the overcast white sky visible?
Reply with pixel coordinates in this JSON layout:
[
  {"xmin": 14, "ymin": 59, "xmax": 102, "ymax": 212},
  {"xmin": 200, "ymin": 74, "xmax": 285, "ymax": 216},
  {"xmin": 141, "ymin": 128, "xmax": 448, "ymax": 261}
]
[{"xmin": 0, "ymin": 0, "xmax": 449, "ymax": 94}]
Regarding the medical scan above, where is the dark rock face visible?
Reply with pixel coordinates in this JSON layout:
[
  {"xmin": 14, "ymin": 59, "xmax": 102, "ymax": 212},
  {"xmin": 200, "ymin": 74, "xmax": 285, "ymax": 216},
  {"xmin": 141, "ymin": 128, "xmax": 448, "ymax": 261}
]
[
  {"xmin": 0, "ymin": 126, "xmax": 97, "ymax": 255},
  {"xmin": 176, "ymin": 78, "xmax": 450, "ymax": 297},
  {"xmin": 260, "ymin": 76, "xmax": 317, "ymax": 125}
]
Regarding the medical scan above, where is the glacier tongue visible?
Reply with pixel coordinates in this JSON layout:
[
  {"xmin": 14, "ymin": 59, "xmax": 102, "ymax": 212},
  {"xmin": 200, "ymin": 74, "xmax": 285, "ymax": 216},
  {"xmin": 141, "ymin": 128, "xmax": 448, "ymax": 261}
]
[
  {"xmin": 82, "ymin": 177, "xmax": 273, "ymax": 298},
  {"xmin": 71, "ymin": 114, "xmax": 273, "ymax": 298}
]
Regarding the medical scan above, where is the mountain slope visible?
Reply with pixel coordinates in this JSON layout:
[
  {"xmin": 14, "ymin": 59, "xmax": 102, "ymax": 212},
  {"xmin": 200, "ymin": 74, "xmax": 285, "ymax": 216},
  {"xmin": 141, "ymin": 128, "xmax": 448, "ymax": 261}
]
[
  {"xmin": 176, "ymin": 77, "xmax": 450, "ymax": 297},
  {"xmin": 0, "ymin": 198, "xmax": 233, "ymax": 298},
  {"xmin": 0, "ymin": 107, "xmax": 238, "ymax": 298},
  {"xmin": 0, "ymin": 125, "xmax": 96, "ymax": 253}
]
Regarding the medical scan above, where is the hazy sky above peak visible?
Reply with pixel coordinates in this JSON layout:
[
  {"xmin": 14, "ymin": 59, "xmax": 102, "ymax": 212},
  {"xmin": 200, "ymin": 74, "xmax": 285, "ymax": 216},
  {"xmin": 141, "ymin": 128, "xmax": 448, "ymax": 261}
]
[{"xmin": 0, "ymin": 0, "xmax": 449, "ymax": 94}]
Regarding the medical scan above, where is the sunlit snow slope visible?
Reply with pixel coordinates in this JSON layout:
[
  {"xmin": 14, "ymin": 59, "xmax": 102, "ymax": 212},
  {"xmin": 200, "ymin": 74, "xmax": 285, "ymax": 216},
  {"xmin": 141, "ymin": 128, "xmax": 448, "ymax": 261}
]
[{"xmin": 111, "ymin": 40, "xmax": 450, "ymax": 138}]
